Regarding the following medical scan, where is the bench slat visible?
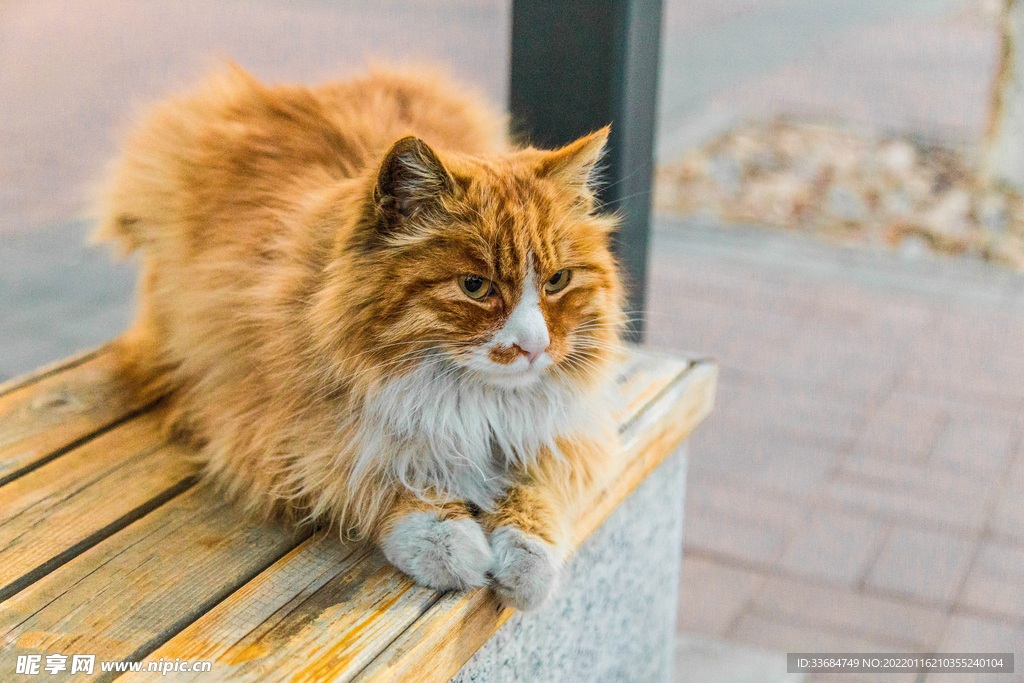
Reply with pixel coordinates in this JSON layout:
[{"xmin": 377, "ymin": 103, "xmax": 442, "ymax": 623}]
[
  {"xmin": 0, "ymin": 348, "xmax": 149, "ymax": 485},
  {"xmin": 126, "ymin": 544, "xmax": 440, "ymax": 683},
  {"xmin": 0, "ymin": 348, "xmax": 101, "ymax": 399},
  {"xmin": 116, "ymin": 353, "xmax": 708, "ymax": 683},
  {"xmin": 0, "ymin": 487, "xmax": 300, "ymax": 667},
  {"xmin": 0, "ymin": 413, "xmax": 195, "ymax": 601},
  {"xmin": 109, "ymin": 535, "xmax": 388, "ymax": 682}
]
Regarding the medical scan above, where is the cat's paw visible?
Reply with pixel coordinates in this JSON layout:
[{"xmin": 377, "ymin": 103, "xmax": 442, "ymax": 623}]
[
  {"xmin": 380, "ymin": 513, "xmax": 494, "ymax": 591},
  {"xmin": 488, "ymin": 526, "xmax": 562, "ymax": 611}
]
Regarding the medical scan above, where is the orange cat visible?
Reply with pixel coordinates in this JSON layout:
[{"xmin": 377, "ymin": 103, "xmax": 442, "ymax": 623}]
[{"xmin": 99, "ymin": 65, "xmax": 624, "ymax": 610}]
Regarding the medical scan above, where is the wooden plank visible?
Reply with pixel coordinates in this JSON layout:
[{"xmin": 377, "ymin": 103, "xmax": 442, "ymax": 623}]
[
  {"xmin": 119, "ymin": 538, "xmax": 439, "ymax": 683},
  {"xmin": 107, "ymin": 535, "xmax": 377, "ymax": 681},
  {"xmin": 351, "ymin": 588, "xmax": 515, "ymax": 683},
  {"xmin": 613, "ymin": 352, "xmax": 694, "ymax": 426},
  {"xmin": 0, "ymin": 349, "xmax": 710, "ymax": 682},
  {"xmin": 118, "ymin": 351, "xmax": 711, "ymax": 683},
  {"xmin": 0, "ymin": 347, "xmax": 101, "ymax": 398},
  {"xmin": 0, "ymin": 347, "xmax": 151, "ymax": 484},
  {"xmin": 349, "ymin": 359, "xmax": 716, "ymax": 683},
  {"xmin": 0, "ymin": 486, "xmax": 302, "ymax": 677},
  {"xmin": 575, "ymin": 359, "xmax": 716, "ymax": 548},
  {"xmin": 0, "ymin": 412, "xmax": 195, "ymax": 601}
]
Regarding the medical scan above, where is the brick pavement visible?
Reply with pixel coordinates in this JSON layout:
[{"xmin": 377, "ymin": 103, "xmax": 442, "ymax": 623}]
[
  {"xmin": 657, "ymin": 0, "xmax": 998, "ymax": 158},
  {"xmin": 653, "ymin": 218, "xmax": 1024, "ymax": 681}
]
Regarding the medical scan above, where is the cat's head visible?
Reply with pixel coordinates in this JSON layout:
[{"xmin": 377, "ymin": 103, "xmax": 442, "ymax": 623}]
[{"xmin": 347, "ymin": 128, "xmax": 624, "ymax": 392}]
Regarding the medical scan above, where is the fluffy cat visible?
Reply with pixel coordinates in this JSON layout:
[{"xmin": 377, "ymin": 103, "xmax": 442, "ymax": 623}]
[{"xmin": 98, "ymin": 65, "xmax": 624, "ymax": 611}]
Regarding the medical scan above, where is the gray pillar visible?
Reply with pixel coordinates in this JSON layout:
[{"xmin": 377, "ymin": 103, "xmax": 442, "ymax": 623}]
[{"xmin": 510, "ymin": 0, "xmax": 663, "ymax": 341}]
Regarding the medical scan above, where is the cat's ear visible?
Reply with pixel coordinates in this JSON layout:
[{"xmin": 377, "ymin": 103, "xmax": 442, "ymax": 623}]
[
  {"xmin": 536, "ymin": 126, "xmax": 610, "ymax": 194},
  {"xmin": 374, "ymin": 136, "xmax": 455, "ymax": 230}
]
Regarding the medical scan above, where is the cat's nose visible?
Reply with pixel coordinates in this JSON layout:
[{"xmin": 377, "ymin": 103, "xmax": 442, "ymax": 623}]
[
  {"xmin": 524, "ymin": 348, "xmax": 546, "ymax": 363},
  {"xmin": 517, "ymin": 337, "xmax": 549, "ymax": 363}
]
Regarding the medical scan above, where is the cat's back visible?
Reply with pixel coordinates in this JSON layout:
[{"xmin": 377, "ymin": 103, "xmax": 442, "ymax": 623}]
[
  {"xmin": 318, "ymin": 68, "xmax": 507, "ymax": 164},
  {"xmin": 99, "ymin": 66, "xmax": 506, "ymax": 254}
]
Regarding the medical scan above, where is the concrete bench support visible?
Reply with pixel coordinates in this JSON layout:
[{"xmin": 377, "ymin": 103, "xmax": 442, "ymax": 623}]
[{"xmin": 452, "ymin": 445, "xmax": 687, "ymax": 683}]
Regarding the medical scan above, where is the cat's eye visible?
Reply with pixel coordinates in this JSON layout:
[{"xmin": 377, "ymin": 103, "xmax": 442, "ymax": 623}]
[
  {"xmin": 458, "ymin": 274, "xmax": 493, "ymax": 300},
  {"xmin": 544, "ymin": 269, "xmax": 572, "ymax": 294}
]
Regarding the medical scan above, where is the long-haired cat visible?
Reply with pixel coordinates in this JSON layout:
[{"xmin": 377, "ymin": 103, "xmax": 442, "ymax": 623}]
[{"xmin": 98, "ymin": 65, "xmax": 624, "ymax": 611}]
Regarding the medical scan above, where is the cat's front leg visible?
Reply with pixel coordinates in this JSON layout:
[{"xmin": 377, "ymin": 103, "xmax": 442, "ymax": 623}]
[
  {"xmin": 480, "ymin": 485, "xmax": 567, "ymax": 611},
  {"xmin": 376, "ymin": 492, "xmax": 493, "ymax": 591}
]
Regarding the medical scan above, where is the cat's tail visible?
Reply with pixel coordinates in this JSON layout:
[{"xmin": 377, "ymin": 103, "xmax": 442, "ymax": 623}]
[
  {"xmin": 93, "ymin": 98, "xmax": 194, "ymax": 255},
  {"xmin": 92, "ymin": 93, "xmax": 180, "ymax": 255},
  {"xmin": 94, "ymin": 62, "xmax": 260, "ymax": 255},
  {"xmin": 94, "ymin": 213, "xmax": 141, "ymax": 254},
  {"xmin": 93, "ymin": 78, "xmax": 214, "ymax": 408},
  {"xmin": 93, "ymin": 104, "xmax": 180, "ymax": 256}
]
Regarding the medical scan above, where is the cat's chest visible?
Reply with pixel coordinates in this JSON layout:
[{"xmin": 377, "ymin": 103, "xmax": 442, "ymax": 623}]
[
  {"xmin": 357, "ymin": 360, "xmax": 589, "ymax": 504},
  {"xmin": 369, "ymin": 362, "xmax": 570, "ymax": 456}
]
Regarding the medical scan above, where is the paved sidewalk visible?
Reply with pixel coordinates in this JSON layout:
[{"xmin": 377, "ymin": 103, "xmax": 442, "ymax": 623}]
[
  {"xmin": 657, "ymin": 0, "xmax": 998, "ymax": 157},
  {"xmin": 0, "ymin": 220, "xmax": 135, "ymax": 382},
  {"xmin": 652, "ymin": 217, "xmax": 1024, "ymax": 681}
]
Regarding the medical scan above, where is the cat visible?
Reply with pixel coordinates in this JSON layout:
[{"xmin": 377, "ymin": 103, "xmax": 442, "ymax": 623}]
[{"xmin": 98, "ymin": 64, "xmax": 624, "ymax": 611}]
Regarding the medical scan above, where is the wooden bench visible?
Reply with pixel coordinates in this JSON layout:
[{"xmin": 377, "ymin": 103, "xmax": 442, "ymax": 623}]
[{"xmin": 0, "ymin": 345, "xmax": 715, "ymax": 682}]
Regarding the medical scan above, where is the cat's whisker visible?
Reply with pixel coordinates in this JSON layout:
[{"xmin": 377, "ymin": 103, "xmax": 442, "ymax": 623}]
[
  {"xmin": 570, "ymin": 330, "xmax": 627, "ymax": 345},
  {"xmin": 574, "ymin": 319, "xmax": 636, "ymax": 327},
  {"xmin": 566, "ymin": 355, "xmax": 610, "ymax": 377},
  {"xmin": 572, "ymin": 322, "xmax": 634, "ymax": 334},
  {"xmin": 572, "ymin": 321, "xmax": 625, "ymax": 331},
  {"xmin": 555, "ymin": 357, "xmax": 603, "ymax": 382},
  {"xmin": 571, "ymin": 332, "xmax": 627, "ymax": 344},
  {"xmin": 601, "ymin": 187, "xmax": 654, "ymax": 210},
  {"xmin": 305, "ymin": 349, "xmax": 455, "ymax": 401},
  {"xmin": 342, "ymin": 352, "xmax": 451, "ymax": 386},
  {"xmin": 322, "ymin": 338, "xmax": 479, "ymax": 380},
  {"xmin": 325, "ymin": 338, "xmax": 475, "ymax": 371}
]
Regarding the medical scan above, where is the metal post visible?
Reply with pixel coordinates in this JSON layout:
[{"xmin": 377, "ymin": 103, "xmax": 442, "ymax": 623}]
[{"xmin": 510, "ymin": 0, "xmax": 662, "ymax": 341}]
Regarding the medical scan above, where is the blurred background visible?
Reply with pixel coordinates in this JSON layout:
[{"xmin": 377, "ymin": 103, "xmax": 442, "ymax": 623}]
[{"xmin": 3, "ymin": 0, "xmax": 1023, "ymax": 680}]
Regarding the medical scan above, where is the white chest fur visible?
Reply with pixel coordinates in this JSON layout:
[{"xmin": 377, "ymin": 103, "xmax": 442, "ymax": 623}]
[{"xmin": 352, "ymin": 357, "xmax": 610, "ymax": 507}]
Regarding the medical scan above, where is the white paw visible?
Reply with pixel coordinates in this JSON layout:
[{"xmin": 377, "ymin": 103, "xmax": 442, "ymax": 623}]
[
  {"xmin": 489, "ymin": 526, "xmax": 562, "ymax": 611},
  {"xmin": 380, "ymin": 513, "xmax": 494, "ymax": 590}
]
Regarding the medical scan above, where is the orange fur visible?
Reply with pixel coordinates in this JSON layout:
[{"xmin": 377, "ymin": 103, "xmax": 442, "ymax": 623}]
[{"xmin": 98, "ymin": 64, "xmax": 624, "ymax": 555}]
